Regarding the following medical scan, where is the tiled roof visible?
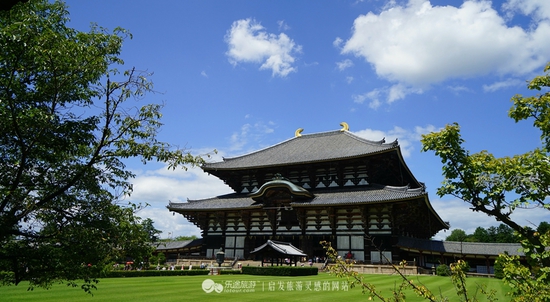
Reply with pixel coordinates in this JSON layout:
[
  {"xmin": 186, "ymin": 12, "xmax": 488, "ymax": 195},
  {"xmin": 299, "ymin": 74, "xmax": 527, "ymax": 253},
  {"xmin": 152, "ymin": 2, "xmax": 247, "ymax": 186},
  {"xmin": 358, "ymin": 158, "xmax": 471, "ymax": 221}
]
[
  {"xmin": 250, "ymin": 240, "xmax": 307, "ymax": 257},
  {"xmin": 203, "ymin": 130, "xmax": 398, "ymax": 170},
  {"xmin": 154, "ymin": 239, "xmax": 203, "ymax": 251},
  {"xmin": 167, "ymin": 184, "xmax": 425, "ymax": 211},
  {"xmin": 396, "ymin": 237, "xmax": 523, "ymax": 257}
]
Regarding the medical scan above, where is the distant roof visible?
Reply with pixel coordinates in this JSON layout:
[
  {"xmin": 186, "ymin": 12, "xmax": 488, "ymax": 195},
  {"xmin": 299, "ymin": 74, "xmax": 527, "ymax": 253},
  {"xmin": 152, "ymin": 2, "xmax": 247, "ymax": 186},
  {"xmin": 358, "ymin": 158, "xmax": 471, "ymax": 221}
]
[
  {"xmin": 396, "ymin": 237, "xmax": 524, "ymax": 257},
  {"xmin": 154, "ymin": 239, "xmax": 203, "ymax": 251},
  {"xmin": 203, "ymin": 130, "xmax": 398, "ymax": 170},
  {"xmin": 250, "ymin": 240, "xmax": 307, "ymax": 257},
  {"xmin": 168, "ymin": 184, "xmax": 426, "ymax": 211}
]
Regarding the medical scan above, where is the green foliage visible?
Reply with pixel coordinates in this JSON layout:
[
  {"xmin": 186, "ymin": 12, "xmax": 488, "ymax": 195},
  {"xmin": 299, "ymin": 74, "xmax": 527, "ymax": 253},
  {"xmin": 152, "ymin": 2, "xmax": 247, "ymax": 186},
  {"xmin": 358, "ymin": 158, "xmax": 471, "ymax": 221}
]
[
  {"xmin": 141, "ymin": 218, "xmax": 162, "ymax": 243},
  {"xmin": 436, "ymin": 264, "xmax": 451, "ymax": 276},
  {"xmin": 421, "ymin": 62, "xmax": 550, "ymax": 300},
  {"xmin": 0, "ymin": 0, "xmax": 205, "ymax": 293},
  {"xmin": 241, "ymin": 266, "xmax": 318, "ymax": 276},
  {"xmin": 447, "ymin": 225, "xmax": 518, "ymax": 243},
  {"xmin": 497, "ymin": 230, "xmax": 550, "ymax": 301},
  {"xmin": 105, "ymin": 269, "xmax": 209, "ymax": 278},
  {"xmin": 493, "ymin": 257, "xmax": 504, "ymax": 279},
  {"xmin": 445, "ymin": 229, "xmax": 467, "ymax": 242}
]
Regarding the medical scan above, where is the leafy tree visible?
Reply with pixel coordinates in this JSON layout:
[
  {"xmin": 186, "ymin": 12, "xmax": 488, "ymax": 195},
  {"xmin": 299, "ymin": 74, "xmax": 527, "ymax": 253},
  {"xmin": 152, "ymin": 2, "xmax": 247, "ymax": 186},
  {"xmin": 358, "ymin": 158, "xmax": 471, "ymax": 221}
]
[
  {"xmin": 445, "ymin": 229, "xmax": 468, "ymax": 242},
  {"xmin": 471, "ymin": 227, "xmax": 490, "ymax": 243},
  {"xmin": 0, "ymin": 0, "xmax": 204, "ymax": 292},
  {"xmin": 421, "ymin": 62, "xmax": 550, "ymax": 300},
  {"xmin": 141, "ymin": 218, "xmax": 162, "ymax": 243},
  {"xmin": 538, "ymin": 221, "xmax": 550, "ymax": 235}
]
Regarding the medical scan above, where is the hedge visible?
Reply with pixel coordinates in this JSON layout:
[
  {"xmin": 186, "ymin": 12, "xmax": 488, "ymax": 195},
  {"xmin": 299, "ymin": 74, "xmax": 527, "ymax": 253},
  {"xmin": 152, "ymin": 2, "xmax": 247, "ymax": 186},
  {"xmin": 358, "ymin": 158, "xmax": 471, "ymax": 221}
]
[
  {"xmin": 105, "ymin": 269, "xmax": 209, "ymax": 278},
  {"xmin": 241, "ymin": 266, "xmax": 318, "ymax": 276}
]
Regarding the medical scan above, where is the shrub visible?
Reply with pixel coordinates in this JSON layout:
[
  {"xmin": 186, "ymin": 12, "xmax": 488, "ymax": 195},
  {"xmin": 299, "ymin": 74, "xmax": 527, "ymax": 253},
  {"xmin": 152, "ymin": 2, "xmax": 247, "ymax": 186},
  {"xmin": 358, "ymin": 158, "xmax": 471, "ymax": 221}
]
[
  {"xmin": 436, "ymin": 264, "xmax": 451, "ymax": 276},
  {"xmin": 493, "ymin": 258, "xmax": 504, "ymax": 279},
  {"xmin": 104, "ymin": 269, "xmax": 208, "ymax": 278}
]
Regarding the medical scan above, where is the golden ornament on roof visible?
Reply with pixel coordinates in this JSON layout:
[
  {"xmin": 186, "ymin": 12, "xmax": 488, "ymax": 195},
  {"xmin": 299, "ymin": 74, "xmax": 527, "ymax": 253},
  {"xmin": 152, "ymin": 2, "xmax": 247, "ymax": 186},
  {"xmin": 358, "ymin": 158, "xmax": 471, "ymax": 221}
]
[{"xmin": 340, "ymin": 122, "xmax": 349, "ymax": 131}]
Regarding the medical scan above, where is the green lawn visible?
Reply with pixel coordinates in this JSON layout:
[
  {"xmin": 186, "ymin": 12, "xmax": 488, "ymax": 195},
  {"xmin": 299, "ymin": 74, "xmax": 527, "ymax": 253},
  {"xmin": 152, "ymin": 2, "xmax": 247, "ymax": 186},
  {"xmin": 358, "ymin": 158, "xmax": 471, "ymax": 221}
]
[{"xmin": 0, "ymin": 273, "xmax": 511, "ymax": 302}]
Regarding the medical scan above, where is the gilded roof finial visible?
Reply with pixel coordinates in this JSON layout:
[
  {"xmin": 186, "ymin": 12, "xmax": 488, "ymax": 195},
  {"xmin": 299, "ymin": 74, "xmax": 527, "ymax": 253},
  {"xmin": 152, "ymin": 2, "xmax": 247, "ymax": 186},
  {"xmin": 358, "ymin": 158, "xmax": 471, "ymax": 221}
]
[
  {"xmin": 295, "ymin": 128, "xmax": 304, "ymax": 137},
  {"xmin": 340, "ymin": 122, "xmax": 349, "ymax": 132}
]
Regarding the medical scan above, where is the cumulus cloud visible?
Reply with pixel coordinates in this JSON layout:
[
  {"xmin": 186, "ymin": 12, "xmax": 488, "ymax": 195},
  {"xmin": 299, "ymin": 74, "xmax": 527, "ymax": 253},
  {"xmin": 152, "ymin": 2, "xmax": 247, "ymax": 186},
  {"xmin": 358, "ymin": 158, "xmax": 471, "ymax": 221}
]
[
  {"xmin": 225, "ymin": 18, "xmax": 302, "ymax": 77},
  {"xmin": 126, "ymin": 159, "xmax": 233, "ymax": 238},
  {"xmin": 353, "ymin": 125, "xmax": 437, "ymax": 158},
  {"xmin": 341, "ymin": 0, "xmax": 550, "ymax": 101},
  {"xmin": 503, "ymin": 0, "xmax": 550, "ymax": 22}
]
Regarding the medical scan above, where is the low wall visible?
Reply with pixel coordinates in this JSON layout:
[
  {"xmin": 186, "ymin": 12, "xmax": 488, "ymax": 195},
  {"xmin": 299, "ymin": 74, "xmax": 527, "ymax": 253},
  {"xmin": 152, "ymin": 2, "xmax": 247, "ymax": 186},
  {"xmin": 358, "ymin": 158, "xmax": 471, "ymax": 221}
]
[{"xmin": 346, "ymin": 264, "xmax": 419, "ymax": 275}]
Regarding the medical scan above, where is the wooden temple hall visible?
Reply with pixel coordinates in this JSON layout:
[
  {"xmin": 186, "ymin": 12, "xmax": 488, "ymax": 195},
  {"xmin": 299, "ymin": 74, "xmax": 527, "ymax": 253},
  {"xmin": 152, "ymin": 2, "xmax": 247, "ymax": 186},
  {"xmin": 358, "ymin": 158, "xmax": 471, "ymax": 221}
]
[{"xmin": 168, "ymin": 123, "xmax": 449, "ymax": 264}]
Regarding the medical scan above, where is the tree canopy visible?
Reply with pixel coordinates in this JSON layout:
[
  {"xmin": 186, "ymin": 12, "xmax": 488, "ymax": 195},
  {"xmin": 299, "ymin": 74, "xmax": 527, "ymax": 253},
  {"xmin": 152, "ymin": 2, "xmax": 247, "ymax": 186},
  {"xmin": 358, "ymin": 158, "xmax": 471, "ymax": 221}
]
[
  {"xmin": 422, "ymin": 62, "xmax": 550, "ymax": 300},
  {"xmin": 445, "ymin": 224, "xmax": 519, "ymax": 243},
  {"xmin": 0, "ymin": 0, "xmax": 203, "ymax": 292}
]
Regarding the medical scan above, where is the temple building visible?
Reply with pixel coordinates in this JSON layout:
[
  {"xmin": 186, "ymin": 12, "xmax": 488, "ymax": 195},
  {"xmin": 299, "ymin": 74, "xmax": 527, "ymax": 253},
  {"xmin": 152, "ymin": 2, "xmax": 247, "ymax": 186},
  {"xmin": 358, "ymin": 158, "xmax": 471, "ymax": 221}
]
[{"xmin": 167, "ymin": 123, "xmax": 449, "ymax": 264}]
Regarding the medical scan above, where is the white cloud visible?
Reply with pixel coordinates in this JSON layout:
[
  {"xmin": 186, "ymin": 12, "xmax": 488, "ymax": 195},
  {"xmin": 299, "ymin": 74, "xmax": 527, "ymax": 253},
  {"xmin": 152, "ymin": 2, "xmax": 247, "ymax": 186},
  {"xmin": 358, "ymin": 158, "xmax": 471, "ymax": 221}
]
[
  {"xmin": 482, "ymin": 78, "xmax": 524, "ymax": 92},
  {"xmin": 447, "ymin": 85, "xmax": 472, "ymax": 94},
  {"xmin": 503, "ymin": 0, "xmax": 550, "ymax": 22},
  {"xmin": 353, "ymin": 125, "xmax": 436, "ymax": 158},
  {"xmin": 229, "ymin": 121, "xmax": 276, "ymax": 151},
  {"xmin": 277, "ymin": 20, "xmax": 291, "ymax": 31},
  {"xmin": 225, "ymin": 18, "xmax": 302, "ymax": 77},
  {"xmin": 353, "ymin": 84, "xmax": 422, "ymax": 107},
  {"xmin": 341, "ymin": 0, "xmax": 550, "ymax": 88},
  {"xmin": 333, "ymin": 37, "xmax": 344, "ymax": 48},
  {"xmin": 431, "ymin": 197, "xmax": 550, "ymax": 240},
  {"xmin": 127, "ymin": 164, "xmax": 231, "ymax": 206},
  {"xmin": 336, "ymin": 59, "xmax": 354, "ymax": 71},
  {"xmin": 126, "ymin": 159, "xmax": 233, "ymax": 238},
  {"xmin": 138, "ymin": 207, "xmax": 202, "ymax": 239},
  {"xmin": 200, "ymin": 70, "xmax": 208, "ymax": 78}
]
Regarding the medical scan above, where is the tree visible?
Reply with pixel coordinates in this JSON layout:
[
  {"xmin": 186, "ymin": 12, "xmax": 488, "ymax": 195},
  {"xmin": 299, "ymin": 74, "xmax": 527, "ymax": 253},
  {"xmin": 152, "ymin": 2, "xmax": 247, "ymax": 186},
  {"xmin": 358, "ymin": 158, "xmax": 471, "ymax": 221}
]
[
  {"xmin": 0, "ymin": 0, "xmax": 204, "ymax": 292},
  {"xmin": 421, "ymin": 62, "xmax": 550, "ymax": 300},
  {"xmin": 141, "ymin": 218, "xmax": 162, "ymax": 243},
  {"xmin": 538, "ymin": 221, "xmax": 550, "ymax": 235},
  {"xmin": 471, "ymin": 227, "xmax": 490, "ymax": 243},
  {"xmin": 445, "ymin": 229, "xmax": 467, "ymax": 242}
]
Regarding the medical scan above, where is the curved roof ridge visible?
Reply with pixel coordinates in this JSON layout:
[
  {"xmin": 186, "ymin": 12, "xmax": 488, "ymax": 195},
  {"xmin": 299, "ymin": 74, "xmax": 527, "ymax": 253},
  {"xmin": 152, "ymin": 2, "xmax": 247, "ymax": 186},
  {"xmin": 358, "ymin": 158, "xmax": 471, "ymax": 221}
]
[
  {"xmin": 218, "ymin": 130, "xmax": 394, "ymax": 162},
  {"xmin": 384, "ymin": 184, "xmax": 425, "ymax": 194},
  {"xmin": 203, "ymin": 129, "xmax": 399, "ymax": 169}
]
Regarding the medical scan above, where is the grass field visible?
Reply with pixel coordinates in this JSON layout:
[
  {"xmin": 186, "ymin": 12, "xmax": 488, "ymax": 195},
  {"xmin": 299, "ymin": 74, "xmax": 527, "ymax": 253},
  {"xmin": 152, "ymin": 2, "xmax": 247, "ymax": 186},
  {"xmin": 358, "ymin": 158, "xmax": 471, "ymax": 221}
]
[{"xmin": 0, "ymin": 273, "xmax": 511, "ymax": 302}]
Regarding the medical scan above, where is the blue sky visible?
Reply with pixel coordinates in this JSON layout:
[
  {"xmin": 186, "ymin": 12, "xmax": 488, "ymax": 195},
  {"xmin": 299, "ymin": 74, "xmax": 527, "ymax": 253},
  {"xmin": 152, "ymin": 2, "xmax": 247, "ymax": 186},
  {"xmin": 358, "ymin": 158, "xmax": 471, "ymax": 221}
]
[{"xmin": 64, "ymin": 0, "xmax": 550, "ymax": 240}]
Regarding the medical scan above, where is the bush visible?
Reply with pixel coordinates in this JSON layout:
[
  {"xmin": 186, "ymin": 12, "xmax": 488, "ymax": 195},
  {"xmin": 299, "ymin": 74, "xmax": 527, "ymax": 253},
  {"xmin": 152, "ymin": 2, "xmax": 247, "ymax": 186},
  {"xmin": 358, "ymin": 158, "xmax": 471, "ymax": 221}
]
[
  {"xmin": 220, "ymin": 269, "xmax": 242, "ymax": 275},
  {"xmin": 436, "ymin": 264, "xmax": 451, "ymax": 276},
  {"xmin": 242, "ymin": 266, "xmax": 318, "ymax": 276},
  {"xmin": 493, "ymin": 258, "xmax": 504, "ymax": 279},
  {"xmin": 104, "ymin": 269, "xmax": 208, "ymax": 278}
]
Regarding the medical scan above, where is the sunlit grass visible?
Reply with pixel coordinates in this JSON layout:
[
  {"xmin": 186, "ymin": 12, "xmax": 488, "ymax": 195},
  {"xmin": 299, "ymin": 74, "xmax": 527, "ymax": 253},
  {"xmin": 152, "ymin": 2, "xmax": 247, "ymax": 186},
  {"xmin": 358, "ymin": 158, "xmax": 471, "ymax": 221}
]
[{"xmin": 0, "ymin": 273, "xmax": 511, "ymax": 302}]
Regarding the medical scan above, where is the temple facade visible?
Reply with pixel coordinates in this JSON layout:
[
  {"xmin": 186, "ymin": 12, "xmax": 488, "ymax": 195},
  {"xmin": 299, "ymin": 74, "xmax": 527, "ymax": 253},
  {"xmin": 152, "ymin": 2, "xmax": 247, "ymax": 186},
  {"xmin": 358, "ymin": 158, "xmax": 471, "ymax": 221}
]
[{"xmin": 168, "ymin": 124, "xmax": 449, "ymax": 263}]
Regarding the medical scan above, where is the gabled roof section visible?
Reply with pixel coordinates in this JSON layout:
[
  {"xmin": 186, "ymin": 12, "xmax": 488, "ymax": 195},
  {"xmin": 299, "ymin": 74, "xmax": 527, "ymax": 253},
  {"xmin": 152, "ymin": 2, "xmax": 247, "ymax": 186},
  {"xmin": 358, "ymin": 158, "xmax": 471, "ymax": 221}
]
[
  {"xmin": 203, "ymin": 130, "xmax": 398, "ymax": 170},
  {"xmin": 249, "ymin": 174, "xmax": 314, "ymax": 201},
  {"xmin": 250, "ymin": 240, "xmax": 307, "ymax": 257}
]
